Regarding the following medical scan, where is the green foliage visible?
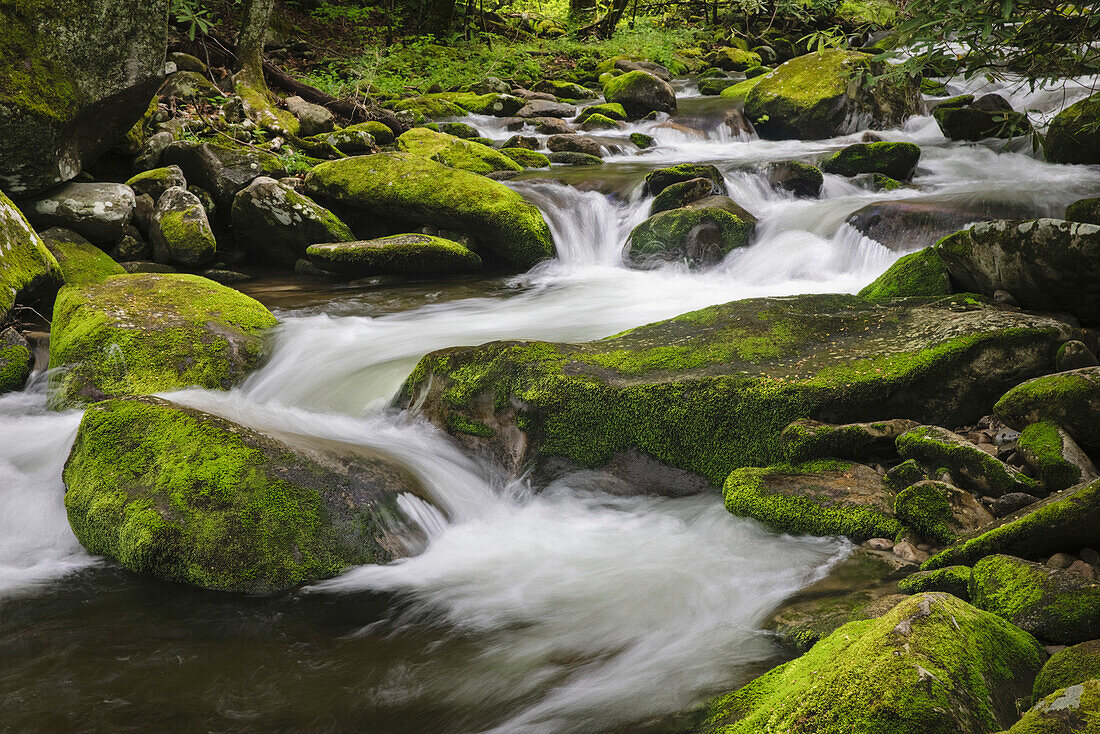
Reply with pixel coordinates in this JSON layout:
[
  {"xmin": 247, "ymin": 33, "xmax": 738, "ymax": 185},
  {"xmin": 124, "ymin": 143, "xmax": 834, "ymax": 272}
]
[{"xmin": 170, "ymin": 0, "xmax": 219, "ymax": 40}]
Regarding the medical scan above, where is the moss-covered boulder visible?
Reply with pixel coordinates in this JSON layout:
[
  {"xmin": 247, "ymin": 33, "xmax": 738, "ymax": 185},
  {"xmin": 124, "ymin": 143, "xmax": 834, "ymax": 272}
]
[
  {"xmin": 1066, "ymin": 197, "xmax": 1100, "ymax": 225},
  {"xmin": 303, "ymin": 153, "xmax": 554, "ymax": 270},
  {"xmin": 894, "ymin": 480, "xmax": 994, "ymax": 544},
  {"xmin": 230, "ymin": 177, "xmax": 353, "ymax": 266},
  {"xmin": 650, "ymin": 177, "xmax": 715, "ymax": 214},
  {"xmin": 0, "ymin": 190, "xmax": 63, "ymax": 321},
  {"xmin": 1032, "ymin": 640, "xmax": 1100, "ymax": 702},
  {"xmin": 149, "ymin": 187, "xmax": 216, "ymax": 267},
  {"xmin": 575, "ymin": 103, "xmax": 627, "ymax": 123},
  {"xmin": 306, "ymin": 234, "xmax": 482, "ymax": 277},
  {"xmin": 125, "ymin": 165, "xmax": 187, "ymax": 201},
  {"xmin": 39, "ymin": 227, "xmax": 125, "ymax": 285},
  {"xmin": 626, "ymin": 197, "xmax": 757, "ymax": 267},
  {"xmin": 724, "ymin": 460, "xmax": 902, "ymax": 541},
  {"xmin": 821, "ymin": 141, "xmax": 921, "ymax": 181},
  {"xmin": 347, "ymin": 121, "xmax": 395, "ymax": 146},
  {"xmin": 161, "ymin": 141, "xmax": 287, "ymax": 210},
  {"xmin": 1006, "ymin": 679, "xmax": 1100, "ymax": 733},
  {"xmin": 859, "ymin": 248, "xmax": 954, "ymax": 300},
  {"xmin": 743, "ymin": 50, "xmax": 923, "ymax": 140},
  {"xmin": 996, "ymin": 367, "xmax": 1100, "ymax": 448},
  {"xmin": 63, "ymin": 396, "xmax": 423, "ymax": 593},
  {"xmin": 0, "ymin": 0, "xmax": 168, "ymax": 195},
  {"xmin": 394, "ymin": 294, "xmax": 1084, "ymax": 490},
  {"xmin": 547, "ymin": 151, "xmax": 603, "ymax": 166},
  {"xmin": 500, "ymin": 148, "xmax": 550, "ymax": 168},
  {"xmin": 934, "ymin": 103, "xmax": 1031, "ymax": 142},
  {"xmin": 1018, "ymin": 421, "xmax": 1098, "ymax": 493},
  {"xmin": 0, "ymin": 328, "xmax": 34, "ymax": 394},
  {"xmin": 704, "ymin": 47, "xmax": 762, "ymax": 72},
  {"xmin": 936, "ymin": 218, "xmax": 1100, "ymax": 326},
  {"xmin": 531, "ymin": 80, "xmax": 597, "ymax": 99},
  {"xmin": 925, "ymin": 478, "xmax": 1100, "ymax": 570},
  {"xmin": 969, "ymin": 554, "xmax": 1100, "ymax": 644},
  {"xmin": 390, "ymin": 95, "xmax": 467, "ymax": 120},
  {"xmin": 48, "ymin": 273, "xmax": 277, "ymax": 406},
  {"xmin": 644, "ymin": 164, "xmax": 727, "ymax": 197},
  {"xmin": 780, "ymin": 417, "xmax": 917, "ymax": 462},
  {"xmin": 719, "ymin": 76, "xmax": 765, "ymax": 106},
  {"xmin": 767, "ymin": 160, "xmax": 823, "ymax": 197},
  {"xmin": 897, "ymin": 425, "xmax": 1042, "ymax": 497},
  {"xmin": 1045, "ymin": 93, "xmax": 1100, "ymax": 164},
  {"xmin": 396, "ymin": 128, "xmax": 522, "ymax": 175},
  {"xmin": 579, "ymin": 113, "xmax": 623, "ymax": 131},
  {"xmin": 695, "ymin": 593, "xmax": 1044, "ymax": 734},
  {"xmin": 897, "ymin": 565, "xmax": 971, "ymax": 598},
  {"xmin": 602, "ymin": 70, "xmax": 677, "ymax": 119}
]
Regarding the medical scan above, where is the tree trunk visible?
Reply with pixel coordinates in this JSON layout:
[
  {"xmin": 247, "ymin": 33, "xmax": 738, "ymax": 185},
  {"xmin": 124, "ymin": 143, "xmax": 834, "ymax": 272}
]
[
  {"xmin": 579, "ymin": 0, "xmax": 631, "ymax": 38},
  {"xmin": 424, "ymin": 0, "xmax": 457, "ymax": 34},
  {"xmin": 569, "ymin": 0, "xmax": 597, "ymax": 23},
  {"xmin": 238, "ymin": 0, "xmax": 276, "ymax": 86}
]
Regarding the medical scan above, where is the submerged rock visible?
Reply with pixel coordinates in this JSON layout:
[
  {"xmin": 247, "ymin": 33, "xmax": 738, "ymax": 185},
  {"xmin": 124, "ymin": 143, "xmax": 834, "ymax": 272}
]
[
  {"xmin": 394, "ymin": 294, "xmax": 1084, "ymax": 490},
  {"xmin": 306, "ymin": 234, "xmax": 482, "ymax": 277},
  {"xmin": 694, "ymin": 593, "xmax": 1044, "ymax": 734},
  {"xmin": 304, "ymin": 153, "xmax": 554, "ymax": 270},
  {"xmin": 48, "ymin": 273, "xmax": 277, "ymax": 407},
  {"xmin": 63, "ymin": 396, "xmax": 424, "ymax": 594},
  {"xmin": 230, "ymin": 177, "xmax": 354, "ymax": 266},
  {"xmin": 744, "ymin": 50, "xmax": 923, "ymax": 140},
  {"xmin": 0, "ymin": 0, "xmax": 168, "ymax": 195}
]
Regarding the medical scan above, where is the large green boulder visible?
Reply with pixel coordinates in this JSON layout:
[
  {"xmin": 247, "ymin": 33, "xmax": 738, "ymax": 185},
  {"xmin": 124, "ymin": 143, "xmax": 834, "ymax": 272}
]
[
  {"xmin": 230, "ymin": 177, "xmax": 354, "ymax": 266},
  {"xmin": 1017, "ymin": 421, "xmax": 1097, "ymax": 493},
  {"xmin": 780, "ymin": 417, "xmax": 917, "ymax": 462},
  {"xmin": 0, "ymin": 0, "xmax": 168, "ymax": 195},
  {"xmin": 969, "ymin": 554, "xmax": 1100, "ymax": 644},
  {"xmin": 896, "ymin": 425, "xmax": 1042, "ymax": 497},
  {"xmin": 602, "ymin": 70, "xmax": 677, "ymax": 119},
  {"xmin": 996, "ymin": 367, "xmax": 1100, "ymax": 448},
  {"xmin": 0, "ymin": 328, "xmax": 34, "ymax": 394},
  {"xmin": 149, "ymin": 187, "xmax": 216, "ymax": 267},
  {"xmin": 925, "ymin": 478, "xmax": 1100, "ymax": 570},
  {"xmin": 0, "ymin": 190, "xmax": 62, "ymax": 322},
  {"xmin": 933, "ymin": 96, "xmax": 1031, "ymax": 142},
  {"xmin": 303, "ymin": 153, "xmax": 554, "ymax": 270},
  {"xmin": 695, "ymin": 593, "xmax": 1045, "ymax": 734},
  {"xmin": 1005, "ymin": 679, "xmax": 1100, "ymax": 734},
  {"xmin": 48, "ymin": 273, "xmax": 277, "ymax": 407},
  {"xmin": 39, "ymin": 227, "xmax": 125, "ymax": 285},
  {"xmin": 719, "ymin": 76, "xmax": 765, "ymax": 106},
  {"xmin": 1045, "ymin": 92, "xmax": 1100, "ymax": 164},
  {"xmin": 643, "ymin": 164, "xmax": 728, "ymax": 197},
  {"xmin": 859, "ymin": 248, "xmax": 953, "ymax": 300},
  {"xmin": 63, "ymin": 396, "xmax": 423, "ymax": 593},
  {"xmin": 393, "ymin": 294, "xmax": 1084, "ymax": 492},
  {"xmin": 626, "ymin": 197, "xmax": 757, "ymax": 267},
  {"xmin": 396, "ymin": 128, "xmax": 522, "ymax": 175},
  {"xmin": 935, "ymin": 218, "xmax": 1100, "ymax": 325},
  {"xmin": 744, "ymin": 50, "xmax": 923, "ymax": 140},
  {"xmin": 894, "ymin": 480, "xmax": 994, "ymax": 545},
  {"xmin": 1033, "ymin": 640, "xmax": 1100, "ymax": 702},
  {"xmin": 1066, "ymin": 197, "xmax": 1100, "ymax": 225},
  {"xmin": 821, "ymin": 141, "xmax": 921, "ymax": 181},
  {"xmin": 724, "ymin": 460, "xmax": 902, "ymax": 542},
  {"xmin": 306, "ymin": 234, "xmax": 482, "ymax": 277},
  {"xmin": 704, "ymin": 47, "xmax": 762, "ymax": 72}
]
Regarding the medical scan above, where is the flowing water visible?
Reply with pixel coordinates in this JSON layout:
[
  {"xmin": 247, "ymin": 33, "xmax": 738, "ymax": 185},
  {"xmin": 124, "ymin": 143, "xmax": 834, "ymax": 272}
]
[{"xmin": 2, "ymin": 71, "xmax": 1100, "ymax": 733}]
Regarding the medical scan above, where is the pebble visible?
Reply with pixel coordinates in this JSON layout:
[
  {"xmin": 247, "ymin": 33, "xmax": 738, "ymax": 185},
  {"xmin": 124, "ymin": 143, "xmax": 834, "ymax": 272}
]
[
  {"xmin": 1067, "ymin": 560, "xmax": 1097, "ymax": 580},
  {"xmin": 1047, "ymin": 552, "xmax": 1076, "ymax": 569},
  {"xmin": 864, "ymin": 538, "xmax": 894, "ymax": 551},
  {"xmin": 893, "ymin": 541, "xmax": 929, "ymax": 564}
]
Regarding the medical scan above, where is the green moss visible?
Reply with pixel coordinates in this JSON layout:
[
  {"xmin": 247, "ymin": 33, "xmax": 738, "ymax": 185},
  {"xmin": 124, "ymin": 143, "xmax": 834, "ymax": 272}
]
[
  {"xmin": 1017, "ymin": 421, "xmax": 1082, "ymax": 492},
  {"xmin": 897, "ymin": 425, "xmax": 1042, "ymax": 497},
  {"xmin": 306, "ymin": 234, "xmax": 482, "ymax": 276},
  {"xmin": 345, "ymin": 121, "xmax": 395, "ymax": 145},
  {"xmin": 602, "ymin": 70, "xmax": 676, "ymax": 117},
  {"xmin": 1044, "ymin": 92, "xmax": 1100, "ymax": 164},
  {"xmin": 0, "ymin": 339, "xmax": 33, "ymax": 393},
  {"xmin": 396, "ymin": 128, "xmax": 521, "ymax": 175},
  {"xmin": 500, "ymin": 148, "xmax": 550, "ymax": 169},
  {"xmin": 446, "ymin": 413, "xmax": 496, "ymax": 437},
  {"xmin": 1032, "ymin": 640, "xmax": 1100, "ymax": 703},
  {"xmin": 0, "ymin": 190, "xmax": 62, "ymax": 317},
  {"xmin": 644, "ymin": 164, "xmax": 725, "ymax": 196},
  {"xmin": 575, "ymin": 103, "xmax": 627, "ymax": 123},
  {"xmin": 627, "ymin": 205, "xmax": 754, "ymax": 263},
  {"xmin": 821, "ymin": 142, "xmax": 922, "ymax": 180},
  {"xmin": 884, "ymin": 458, "xmax": 927, "ymax": 491},
  {"xmin": 897, "ymin": 565, "xmax": 971, "ymax": 598},
  {"xmin": 0, "ymin": 1, "xmax": 78, "ymax": 119},
  {"xmin": 580, "ymin": 113, "xmax": 622, "ymax": 131},
  {"xmin": 894, "ymin": 481, "xmax": 957, "ymax": 544},
  {"xmin": 697, "ymin": 592, "xmax": 1044, "ymax": 734},
  {"xmin": 62, "ymin": 397, "xmax": 408, "ymax": 593},
  {"xmin": 48, "ymin": 274, "xmax": 278, "ymax": 407},
  {"xmin": 996, "ymin": 369, "xmax": 1100, "ymax": 447},
  {"xmin": 1065, "ymin": 197, "xmax": 1100, "ymax": 225},
  {"xmin": 1006, "ymin": 679, "xmax": 1100, "ymax": 734},
  {"xmin": 40, "ymin": 229, "xmax": 125, "ymax": 285},
  {"xmin": 304, "ymin": 153, "xmax": 554, "ymax": 270},
  {"xmin": 719, "ymin": 76, "xmax": 765, "ymax": 105},
  {"xmin": 724, "ymin": 460, "xmax": 903, "ymax": 541}
]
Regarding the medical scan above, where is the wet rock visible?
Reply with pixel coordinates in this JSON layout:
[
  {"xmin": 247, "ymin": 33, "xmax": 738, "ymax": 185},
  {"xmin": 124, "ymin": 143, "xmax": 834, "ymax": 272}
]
[
  {"xmin": 285, "ymin": 95, "xmax": 334, "ymax": 137},
  {"xmin": 161, "ymin": 140, "xmax": 287, "ymax": 210},
  {"xmin": 643, "ymin": 164, "xmax": 727, "ymax": 197},
  {"xmin": 695, "ymin": 593, "xmax": 1044, "ymax": 734},
  {"xmin": 62, "ymin": 395, "xmax": 425, "ymax": 593},
  {"xmin": 546, "ymin": 134, "xmax": 603, "ymax": 157},
  {"xmin": 39, "ymin": 228, "xmax": 125, "ymax": 286},
  {"xmin": 991, "ymin": 492, "xmax": 1041, "ymax": 517},
  {"xmin": 1045, "ymin": 92, "xmax": 1100, "ymax": 164},
  {"xmin": 892, "ymin": 540, "xmax": 930, "ymax": 563},
  {"xmin": 230, "ymin": 177, "xmax": 354, "ymax": 267},
  {"xmin": 1056, "ymin": 340, "xmax": 1099, "ymax": 371},
  {"xmin": 500, "ymin": 148, "xmax": 550, "ymax": 169},
  {"xmin": 626, "ymin": 197, "xmax": 756, "ymax": 267},
  {"xmin": 897, "ymin": 565, "xmax": 971, "ymax": 598},
  {"xmin": 515, "ymin": 100, "xmax": 577, "ymax": 119},
  {"xmin": 845, "ymin": 196, "xmax": 1039, "ymax": 252},
  {"xmin": 48, "ymin": 273, "xmax": 277, "ymax": 406},
  {"xmin": 531, "ymin": 80, "xmax": 597, "ymax": 99},
  {"xmin": 820, "ymin": 141, "xmax": 921, "ymax": 181},
  {"xmin": 149, "ymin": 187, "xmax": 216, "ymax": 267},
  {"xmin": 306, "ymin": 234, "xmax": 482, "ymax": 277},
  {"xmin": 1066, "ymin": 196, "xmax": 1100, "ymax": 225},
  {"xmin": 858, "ymin": 248, "xmax": 953, "ymax": 300},
  {"xmin": 894, "ymin": 480, "xmax": 994, "ymax": 544},
  {"xmin": 579, "ymin": 113, "xmax": 622, "ymax": 131},
  {"xmin": 865, "ymin": 538, "xmax": 894, "ymax": 550},
  {"xmin": 0, "ymin": 328, "xmax": 35, "ymax": 394},
  {"xmin": 722, "ymin": 109, "xmax": 754, "ymax": 137},
  {"xmin": 533, "ymin": 117, "xmax": 573, "ymax": 135},
  {"xmin": 897, "ymin": 425, "xmax": 1042, "ymax": 497},
  {"xmin": 934, "ymin": 97, "xmax": 1031, "ymax": 141},
  {"xmin": 630, "ymin": 132, "xmax": 657, "ymax": 149},
  {"xmin": 0, "ymin": 0, "xmax": 168, "ymax": 196},
  {"xmin": 996, "ymin": 367, "xmax": 1100, "ymax": 448},
  {"xmin": 744, "ymin": 50, "xmax": 923, "ymax": 140},
  {"xmin": 767, "ymin": 161, "xmax": 823, "ymax": 197},
  {"xmin": 936, "ymin": 218, "xmax": 1100, "ymax": 325},
  {"xmin": 602, "ymin": 71, "xmax": 677, "ymax": 119},
  {"xmin": 21, "ymin": 183, "xmax": 136, "ymax": 243},
  {"xmin": 781, "ymin": 418, "xmax": 918, "ymax": 462},
  {"xmin": 970, "ymin": 554, "xmax": 1100, "ymax": 644},
  {"xmin": 1017, "ymin": 421, "xmax": 1098, "ymax": 492},
  {"xmin": 1032, "ymin": 640, "xmax": 1100, "ymax": 703},
  {"xmin": 199, "ymin": 268, "xmax": 250, "ymax": 284},
  {"xmin": 546, "ymin": 151, "xmax": 603, "ymax": 166},
  {"xmin": 501, "ymin": 135, "xmax": 542, "ymax": 150},
  {"xmin": 649, "ymin": 177, "xmax": 714, "ymax": 214}
]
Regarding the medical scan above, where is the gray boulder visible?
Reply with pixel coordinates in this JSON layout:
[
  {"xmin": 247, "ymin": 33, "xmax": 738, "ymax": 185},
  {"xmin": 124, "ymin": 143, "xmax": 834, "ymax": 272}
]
[
  {"xmin": 231, "ymin": 177, "xmax": 354, "ymax": 266},
  {"xmin": 285, "ymin": 95, "xmax": 335, "ymax": 137},
  {"xmin": 161, "ymin": 140, "xmax": 287, "ymax": 209},
  {"xmin": 21, "ymin": 183, "xmax": 136, "ymax": 243}
]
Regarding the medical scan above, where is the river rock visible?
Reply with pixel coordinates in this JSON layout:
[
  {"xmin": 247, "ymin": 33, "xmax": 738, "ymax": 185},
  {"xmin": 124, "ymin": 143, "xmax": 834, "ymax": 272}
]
[
  {"xmin": 643, "ymin": 164, "xmax": 727, "ymax": 197},
  {"xmin": 307, "ymin": 234, "xmax": 482, "ymax": 277},
  {"xmin": 704, "ymin": 47, "xmax": 762, "ymax": 72},
  {"xmin": 724, "ymin": 461, "xmax": 901, "ymax": 541},
  {"xmin": 934, "ymin": 97, "xmax": 1031, "ymax": 141},
  {"xmin": 1045, "ymin": 92, "xmax": 1100, "ymax": 164},
  {"xmin": 1032, "ymin": 640, "xmax": 1100, "ymax": 701},
  {"xmin": 48, "ymin": 273, "xmax": 277, "ymax": 406},
  {"xmin": 515, "ymin": 100, "xmax": 577, "ymax": 118},
  {"xmin": 0, "ymin": 0, "xmax": 168, "ymax": 196},
  {"xmin": 0, "ymin": 190, "xmax": 63, "ymax": 323},
  {"xmin": 896, "ymin": 565, "xmax": 971, "ymax": 598},
  {"xmin": 935, "ymin": 218, "xmax": 1100, "ymax": 324},
  {"xmin": 149, "ymin": 187, "xmax": 216, "ymax": 267},
  {"xmin": 393, "ymin": 294, "xmax": 1085, "ymax": 491},
  {"xmin": 579, "ymin": 113, "xmax": 622, "ymax": 131},
  {"xmin": 303, "ymin": 153, "xmax": 554, "ymax": 271},
  {"xmin": 531, "ymin": 80, "xmax": 597, "ymax": 99},
  {"xmin": 744, "ymin": 50, "xmax": 923, "ymax": 140},
  {"xmin": 845, "ymin": 196, "xmax": 1040, "ymax": 252},
  {"xmin": 21, "ymin": 183, "xmax": 136, "ymax": 243},
  {"xmin": 500, "ymin": 148, "xmax": 550, "ymax": 169},
  {"xmin": 626, "ymin": 197, "xmax": 756, "ymax": 267},
  {"xmin": 285, "ymin": 95, "xmax": 334, "ymax": 137},
  {"xmin": 893, "ymin": 480, "xmax": 994, "ymax": 544},
  {"xmin": 62, "ymin": 396, "xmax": 424, "ymax": 594},
  {"xmin": 858, "ymin": 248, "xmax": 953, "ymax": 300},
  {"xmin": 161, "ymin": 140, "xmax": 287, "ymax": 209},
  {"xmin": 1006, "ymin": 680, "xmax": 1100, "ymax": 734},
  {"xmin": 575, "ymin": 103, "xmax": 627, "ymax": 123},
  {"xmin": 767, "ymin": 161, "xmax": 823, "ymax": 197},
  {"xmin": 230, "ymin": 177, "xmax": 354, "ymax": 266},
  {"xmin": 996, "ymin": 367, "xmax": 1100, "ymax": 448},
  {"xmin": 969, "ymin": 554, "xmax": 1100, "ymax": 644},
  {"xmin": 602, "ymin": 71, "xmax": 677, "ymax": 119},
  {"xmin": 1058, "ymin": 340, "xmax": 1100, "ymax": 371},
  {"xmin": 897, "ymin": 425, "xmax": 1042, "ymax": 497},
  {"xmin": 1017, "ymin": 421, "xmax": 1098, "ymax": 492},
  {"xmin": 125, "ymin": 165, "xmax": 187, "ymax": 202},
  {"xmin": 39, "ymin": 228, "xmax": 125, "ymax": 285},
  {"xmin": 650, "ymin": 177, "xmax": 714, "ymax": 214},
  {"xmin": 1066, "ymin": 196, "xmax": 1100, "ymax": 225},
  {"xmin": 304, "ymin": 127, "xmax": 376, "ymax": 155},
  {"xmin": 821, "ymin": 141, "xmax": 921, "ymax": 181},
  {"xmin": 0, "ymin": 328, "xmax": 34, "ymax": 394},
  {"xmin": 991, "ymin": 492, "xmax": 1041, "ymax": 517},
  {"xmin": 781, "ymin": 418, "xmax": 918, "ymax": 462},
  {"xmin": 546, "ymin": 134, "xmax": 603, "ymax": 157},
  {"xmin": 694, "ymin": 593, "xmax": 1044, "ymax": 734}
]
